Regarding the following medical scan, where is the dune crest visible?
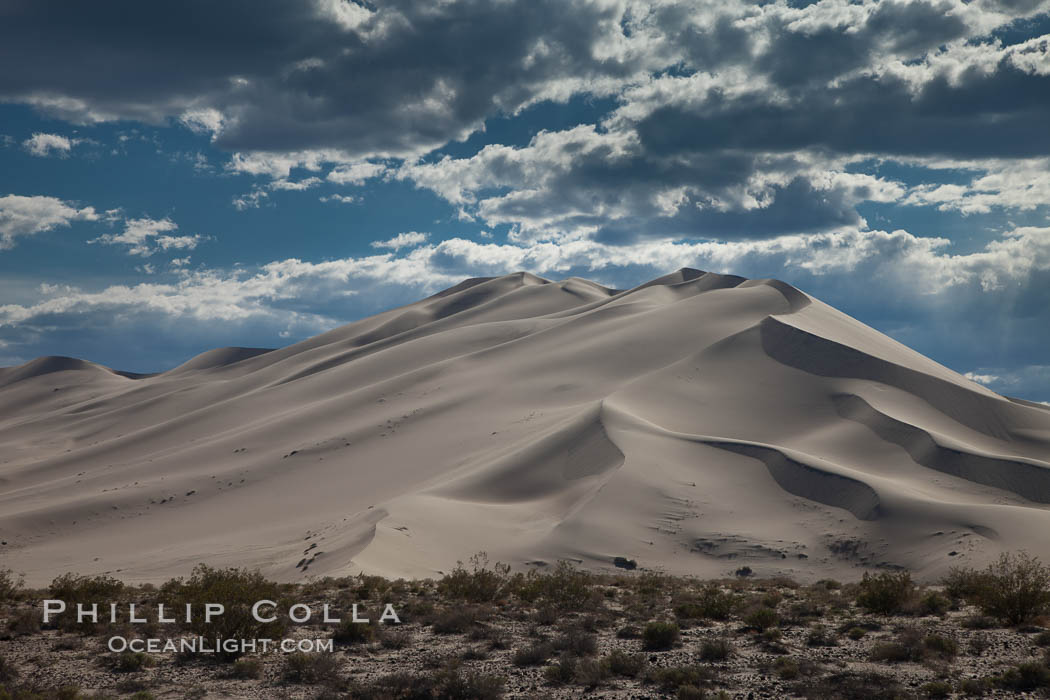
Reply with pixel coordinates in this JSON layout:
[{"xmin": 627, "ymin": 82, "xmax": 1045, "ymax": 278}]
[{"xmin": 1, "ymin": 269, "xmax": 1048, "ymax": 585}]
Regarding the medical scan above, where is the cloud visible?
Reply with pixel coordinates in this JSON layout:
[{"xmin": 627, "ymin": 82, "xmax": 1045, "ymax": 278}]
[
  {"xmin": 269, "ymin": 177, "xmax": 323, "ymax": 191},
  {"xmin": 0, "ymin": 194, "xmax": 98, "ymax": 249},
  {"xmin": 371, "ymin": 231, "xmax": 428, "ymax": 250},
  {"xmin": 964, "ymin": 371, "xmax": 1000, "ymax": 384},
  {"xmin": 4, "ymin": 222, "xmax": 1049, "ymax": 369},
  {"xmin": 232, "ymin": 188, "xmax": 268, "ymax": 210},
  {"xmin": 319, "ymin": 193, "xmax": 356, "ymax": 204},
  {"xmin": 90, "ymin": 217, "xmax": 205, "ymax": 256},
  {"xmin": 0, "ymin": 1, "xmax": 661, "ymax": 158},
  {"xmin": 400, "ymin": 125, "xmax": 907, "ymax": 241},
  {"xmin": 22, "ymin": 132, "xmax": 78, "ymax": 157},
  {"xmin": 327, "ymin": 161, "xmax": 388, "ymax": 185}
]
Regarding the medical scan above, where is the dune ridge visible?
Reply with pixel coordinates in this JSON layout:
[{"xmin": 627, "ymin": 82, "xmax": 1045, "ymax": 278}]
[{"xmin": 0, "ymin": 269, "xmax": 1048, "ymax": 585}]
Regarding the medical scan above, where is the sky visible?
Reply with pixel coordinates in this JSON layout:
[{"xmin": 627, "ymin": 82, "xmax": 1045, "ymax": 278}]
[{"xmin": 0, "ymin": 0, "xmax": 1048, "ymax": 402}]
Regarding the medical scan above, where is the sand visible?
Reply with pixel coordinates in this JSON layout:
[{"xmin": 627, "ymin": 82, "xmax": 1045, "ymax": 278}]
[{"xmin": 1, "ymin": 269, "xmax": 1048, "ymax": 586}]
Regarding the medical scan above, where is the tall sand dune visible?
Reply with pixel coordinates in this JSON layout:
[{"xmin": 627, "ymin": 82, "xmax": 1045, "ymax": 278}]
[{"xmin": 1, "ymin": 269, "xmax": 1048, "ymax": 585}]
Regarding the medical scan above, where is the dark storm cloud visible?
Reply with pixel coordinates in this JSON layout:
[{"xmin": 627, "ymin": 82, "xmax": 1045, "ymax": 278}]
[
  {"xmin": 0, "ymin": 0, "xmax": 641, "ymax": 157},
  {"xmin": 636, "ymin": 63, "xmax": 1050, "ymax": 159}
]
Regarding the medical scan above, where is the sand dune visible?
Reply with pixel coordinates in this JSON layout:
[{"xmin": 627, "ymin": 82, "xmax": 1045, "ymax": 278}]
[{"xmin": 1, "ymin": 269, "xmax": 1048, "ymax": 585}]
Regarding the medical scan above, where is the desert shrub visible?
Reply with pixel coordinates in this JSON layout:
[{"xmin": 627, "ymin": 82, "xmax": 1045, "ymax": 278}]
[
  {"xmin": 784, "ymin": 598, "xmax": 826, "ymax": 624},
  {"xmin": 0, "ymin": 653, "xmax": 18, "ymax": 683},
  {"xmin": 229, "ymin": 657, "xmax": 262, "ymax": 679},
  {"xmin": 512, "ymin": 641, "xmax": 554, "ymax": 667},
  {"xmin": 775, "ymin": 657, "xmax": 799, "ymax": 680},
  {"xmin": 958, "ymin": 677, "xmax": 989, "ymax": 696},
  {"xmin": 51, "ymin": 636, "xmax": 82, "ymax": 651},
  {"xmin": 430, "ymin": 668, "xmax": 505, "ymax": 700},
  {"xmin": 677, "ymin": 687, "xmax": 708, "ymax": 700},
  {"xmin": 974, "ymin": 553, "xmax": 1050, "ymax": 625},
  {"xmin": 920, "ymin": 680, "xmax": 952, "ymax": 698},
  {"xmin": 616, "ymin": 624, "xmax": 641, "ymax": 639},
  {"xmin": 805, "ymin": 624, "xmax": 837, "ymax": 647},
  {"xmin": 160, "ymin": 564, "xmax": 287, "ymax": 660},
  {"xmin": 439, "ymin": 553, "xmax": 510, "ymax": 603},
  {"xmin": 48, "ymin": 572, "xmax": 126, "ymax": 633},
  {"xmin": 111, "ymin": 651, "xmax": 156, "ymax": 673},
  {"xmin": 430, "ymin": 607, "xmax": 483, "ymax": 634},
  {"xmin": 870, "ymin": 628, "xmax": 928, "ymax": 664},
  {"xmin": 856, "ymin": 571, "xmax": 914, "ymax": 615},
  {"xmin": 675, "ymin": 586, "xmax": 738, "ymax": 621},
  {"xmin": 993, "ymin": 661, "xmax": 1050, "ymax": 691},
  {"xmin": 0, "ymin": 570, "xmax": 22, "ymax": 602},
  {"xmin": 699, "ymin": 637, "xmax": 733, "ymax": 661},
  {"xmin": 352, "ymin": 668, "xmax": 504, "ymax": 700},
  {"xmin": 847, "ymin": 626, "xmax": 867, "ymax": 640},
  {"xmin": 642, "ymin": 621, "xmax": 680, "ymax": 650},
  {"xmin": 7, "ymin": 608, "xmax": 40, "ymax": 636},
  {"xmin": 543, "ymin": 656, "xmax": 576, "ymax": 685},
  {"xmin": 380, "ymin": 628, "xmax": 413, "ymax": 650},
  {"xmin": 574, "ymin": 657, "xmax": 608, "ymax": 688},
  {"xmin": 870, "ymin": 641, "xmax": 919, "ymax": 663},
  {"xmin": 943, "ymin": 566, "xmax": 992, "ymax": 601},
  {"xmin": 282, "ymin": 652, "xmax": 341, "ymax": 684},
  {"xmin": 1035, "ymin": 630, "xmax": 1050, "ymax": 647},
  {"xmin": 968, "ymin": 633, "xmax": 992, "ymax": 656},
  {"xmin": 743, "ymin": 606, "xmax": 778, "ymax": 631},
  {"xmin": 552, "ymin": 628, "xmax": 597, "ymax": 657},
  {"xmin": 514, "ymin": 561, "xmax": 600, "ymax": 611},
  {"xmin": 923, "ymin": 634, "xmax": 958, "ymax": 658},
  {"xmin": 331, "ymin": 619, "xmax": 376, "ymax": 646},
  {"xmin": 646, "ymin": 665, "xmax": 715, "ymax": 693},
  {"xmin": 602, "ymin": 649, "xmax": 646, "ymax": 677},
  {"xmin": 918, "ymin": 591, "xmax": 950, "ymax": 617},
  {"xmin": 961, "ymin": 614, "xmax": 996, "ymax": 629},
  {"xmin": 793, "ymin": 670, "xmax": 911, "ymax": 700}
]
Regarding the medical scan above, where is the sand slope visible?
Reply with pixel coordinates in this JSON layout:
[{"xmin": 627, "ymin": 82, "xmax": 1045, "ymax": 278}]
[{"xmin": 1, "ymin": 269, "xmax": 1048, "ymax": 585}]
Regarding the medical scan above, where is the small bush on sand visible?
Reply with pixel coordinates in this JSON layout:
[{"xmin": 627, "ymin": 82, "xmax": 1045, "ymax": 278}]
[
  {"xmin": 958, "ymin": 677, "xmax": 990, "ymax": 696},
  {"xmin": 512, "ymin": 641, "xmax": 554, "ymax": 667},
  {"xmin": 793, "ymin": 670, "xmax": 910, "ymax": 700},
  {"xmin": 646, "ymin": 665, "xmax": 716, "ymax": 694},
  {"xmin": 642, "ymin": 621, "xmax": 680, "ymax": 650},
  {"xmin": 331, "ymin": 619, "xmax": 377, "ymax": 646},
  {"xmin": 430, "ymin": 606, "xmax": 483, "ymax": 634},
  {"xmin": 699, "ymin": 637, "xmax": 733, "ymax": 661},
  {"xmin": 283, "ymin": 652, "xmax": 342, "ymax": 684},
  {"xmin": 0, "ymin": 569, "xmax": 22, "ymax": 602},
  {"xmin": 992, "ymin": 661, "xmax": 1050, "ymax": 691},
  {"xmin": 923, "ymin": 634, "xmax": 958, "ymax": 659},
  {"xmin": 48, "ymin": 572, "xmax": 126, "ymax": 633},
  {"xmin": 352, "ymin": 667, "xmax": 505, "ymax": 700},
  {"xmin": 439, "ymin": 553, "xmax": 510, "ymax": 603},
  {"xmin": 918, "ymin": 591, "xmax": 950, "ymax": 617},
  {"xmin": 602, "ymin": 649, "xmax": 646, "ymax": 677},
  {"xmin": 921, "ymin": 680, "xmax": 952, "ymax": 698},
  {"xmin": 543, "ymin": 655, "xmax": 576, "ymax": 685},
  {"xmin": 0, "ymin": 652, "xmax": 18, "ymax": 683},
  {"xmin": 574, "ymin": 657, "xmax": 608, "ymax": 688},
  {"xmin": 161, "ymin": 564, "xmax": 288, "ymax": 660},
  {"xmin": 743, "ymin": 606, "xmax": 778, "ymax": 631},
  {"xmin": 552, "ymin": 628, "xmax": 597, "ymax": 657},
  {"xmin": 230, "ymin": 657, "xmax": 262, "ymax": 679},
  {"xmin": 976, "ymin": 553, "xmax": 1050, "ymax": 625},
  {"xmin": 514, "ymin": 561, "xmax": 600, "ymax": 611},
  {"xmin": 675, "ymin": 586, "xmax": 739, "ymax": 621},
  {"xmin": 856, "ymin": 571, "xmax": 914, "ymax": 615},
  {"xmin": 111, "ymin": 651, "xmax": 155, "ymax": 673},
  {"xmin": 805, "ymin": 624, "xmax": 837, "ymax": 647}
]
